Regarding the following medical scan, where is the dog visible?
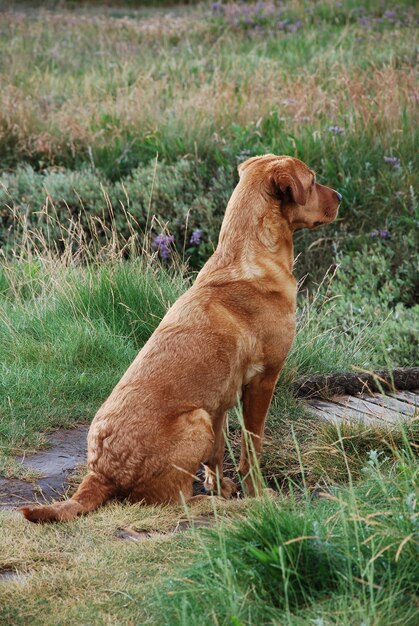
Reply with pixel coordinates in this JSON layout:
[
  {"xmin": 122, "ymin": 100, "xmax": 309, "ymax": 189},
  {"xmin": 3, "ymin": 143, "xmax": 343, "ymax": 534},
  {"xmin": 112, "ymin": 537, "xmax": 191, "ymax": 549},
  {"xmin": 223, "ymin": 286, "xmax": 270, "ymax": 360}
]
[{"xmin": 20, "ymin": 154, "xmax": 340, "ymax": 522}]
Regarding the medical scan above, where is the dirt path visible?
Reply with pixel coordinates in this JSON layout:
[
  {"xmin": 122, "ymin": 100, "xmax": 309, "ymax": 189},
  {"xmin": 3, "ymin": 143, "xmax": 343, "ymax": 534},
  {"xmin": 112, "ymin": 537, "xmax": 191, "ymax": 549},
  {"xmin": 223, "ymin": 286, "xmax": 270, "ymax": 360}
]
[{"xmin": 0, "ymin": 425, "xmax": 88, "ymax": 509}]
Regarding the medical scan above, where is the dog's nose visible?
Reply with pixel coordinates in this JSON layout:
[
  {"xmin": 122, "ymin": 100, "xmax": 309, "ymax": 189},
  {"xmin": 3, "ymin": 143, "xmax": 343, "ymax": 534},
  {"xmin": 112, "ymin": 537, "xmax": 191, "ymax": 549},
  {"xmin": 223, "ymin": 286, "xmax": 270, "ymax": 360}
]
[{"xmin": 336, "ymin": 191, "xmax": 342, "ymax": 203}]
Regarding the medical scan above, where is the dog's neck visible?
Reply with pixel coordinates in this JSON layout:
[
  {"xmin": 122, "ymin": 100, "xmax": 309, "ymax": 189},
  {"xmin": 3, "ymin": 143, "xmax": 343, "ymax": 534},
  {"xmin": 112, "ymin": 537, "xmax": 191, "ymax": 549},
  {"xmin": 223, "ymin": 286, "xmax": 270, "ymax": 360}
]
[{"xmin": 198, "ymin": 182, "xmax": 296, "ymax": 291}]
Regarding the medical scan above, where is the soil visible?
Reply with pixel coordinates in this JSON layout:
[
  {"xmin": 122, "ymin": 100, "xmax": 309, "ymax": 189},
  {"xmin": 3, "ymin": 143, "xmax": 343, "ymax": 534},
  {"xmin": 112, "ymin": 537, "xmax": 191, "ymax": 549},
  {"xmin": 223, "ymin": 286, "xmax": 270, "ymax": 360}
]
[{"xmin": 0, "ymin": 425, "xmax": 89, "ymax": 509}]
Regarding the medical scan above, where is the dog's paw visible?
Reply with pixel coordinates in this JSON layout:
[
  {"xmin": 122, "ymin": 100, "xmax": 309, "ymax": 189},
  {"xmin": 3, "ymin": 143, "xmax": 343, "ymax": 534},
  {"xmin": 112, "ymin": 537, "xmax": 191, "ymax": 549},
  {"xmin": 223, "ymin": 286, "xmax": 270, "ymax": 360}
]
[
  {"xmin": 220, "ymin": 477, "xmax": 237, "ymax": 499},
  {"xmin": 202, "ymin": 466, "xmax": 237, "ymax": 499}
]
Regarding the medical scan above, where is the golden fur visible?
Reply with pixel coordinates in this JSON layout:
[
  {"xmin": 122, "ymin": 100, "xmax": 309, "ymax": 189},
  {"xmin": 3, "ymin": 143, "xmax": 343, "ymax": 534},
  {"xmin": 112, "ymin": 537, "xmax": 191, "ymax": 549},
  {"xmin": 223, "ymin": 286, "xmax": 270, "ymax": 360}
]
[{"xmin": 20, "ymin": 154, "xmax": 340, "ymax": 523}]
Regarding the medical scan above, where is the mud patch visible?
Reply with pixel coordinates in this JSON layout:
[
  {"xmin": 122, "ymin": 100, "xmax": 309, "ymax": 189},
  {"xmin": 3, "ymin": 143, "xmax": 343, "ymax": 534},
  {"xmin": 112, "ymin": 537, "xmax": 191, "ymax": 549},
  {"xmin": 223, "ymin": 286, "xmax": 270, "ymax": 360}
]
[
  {"xmin": 115, "ymin": 513, "xmax": 215, "ymax": 541},
  {"xmin": 0, "ymin": 567, "xmax": 30, "ymax": 584},
  {"xmin": 0, "ymin": 425, "xmax": 89, "ymax": 509}
]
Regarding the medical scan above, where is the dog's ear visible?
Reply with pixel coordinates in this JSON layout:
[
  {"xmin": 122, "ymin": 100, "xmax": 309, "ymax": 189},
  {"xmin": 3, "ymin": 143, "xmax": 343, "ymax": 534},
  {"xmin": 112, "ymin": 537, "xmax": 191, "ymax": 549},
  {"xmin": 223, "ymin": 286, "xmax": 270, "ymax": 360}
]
[{"xmin": 272, "ymin": 166, "xmax": 307, "ymax": 206}]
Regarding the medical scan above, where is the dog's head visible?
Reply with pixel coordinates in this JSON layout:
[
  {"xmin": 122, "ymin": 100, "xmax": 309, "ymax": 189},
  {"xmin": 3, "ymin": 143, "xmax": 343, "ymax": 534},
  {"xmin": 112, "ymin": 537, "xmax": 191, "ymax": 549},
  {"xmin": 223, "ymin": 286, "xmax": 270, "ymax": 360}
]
[{"xmin": 238, "ymin": 154, "xmax": 341, "ymax": 230}]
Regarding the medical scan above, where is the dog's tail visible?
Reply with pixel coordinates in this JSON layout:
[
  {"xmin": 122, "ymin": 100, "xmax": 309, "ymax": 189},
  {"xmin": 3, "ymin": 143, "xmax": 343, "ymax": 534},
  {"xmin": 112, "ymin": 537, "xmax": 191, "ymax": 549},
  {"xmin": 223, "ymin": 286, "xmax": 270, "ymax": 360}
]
[{"xmin": 19, "ymin": 471, "xmax": 115, "ymax": 523}]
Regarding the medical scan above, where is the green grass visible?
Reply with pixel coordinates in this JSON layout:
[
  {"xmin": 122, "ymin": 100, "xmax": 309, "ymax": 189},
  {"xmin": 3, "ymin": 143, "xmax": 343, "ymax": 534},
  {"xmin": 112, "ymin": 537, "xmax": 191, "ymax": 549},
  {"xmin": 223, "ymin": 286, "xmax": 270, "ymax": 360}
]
[
  {"xmin": 152, "ymin": 444, "xmax": 418, "ymax": 626},
  {"xmin": 1, "ymin": 250, "xmax": 416, "ymax": 485},
  {"xmin": 0, "ymin": 256, "xmax": 186, "ymax": 454},
  {"xmin": 1, "ymin": 440, "xmax": 417, "ymax": 625}
]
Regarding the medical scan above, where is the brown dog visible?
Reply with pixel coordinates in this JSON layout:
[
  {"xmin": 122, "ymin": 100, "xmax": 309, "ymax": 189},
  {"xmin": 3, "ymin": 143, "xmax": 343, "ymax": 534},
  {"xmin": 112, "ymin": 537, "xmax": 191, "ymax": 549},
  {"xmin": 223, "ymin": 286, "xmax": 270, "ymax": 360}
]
[{"xmin": 20, "ymin": 154, "xmax": 340, "ymax": 522}]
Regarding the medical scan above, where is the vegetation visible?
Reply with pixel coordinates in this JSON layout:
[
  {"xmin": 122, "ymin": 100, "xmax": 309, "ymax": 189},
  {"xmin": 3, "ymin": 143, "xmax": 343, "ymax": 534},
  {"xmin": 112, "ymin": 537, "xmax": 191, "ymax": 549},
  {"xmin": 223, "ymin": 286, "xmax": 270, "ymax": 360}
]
[
  {"xmin": 1, "ymin": 1, "xmax": 417, "ymax": 277},
  {"xmin": 1, "ymin": 435, "xmax": 417, "ymax": 625},
  {"xmin": 0, "ymin": 1, "xmax": 417, "ymax": 625},
  {"xmin": 155, "ymin": 446, "xmax": 418, "ymax": 626}
]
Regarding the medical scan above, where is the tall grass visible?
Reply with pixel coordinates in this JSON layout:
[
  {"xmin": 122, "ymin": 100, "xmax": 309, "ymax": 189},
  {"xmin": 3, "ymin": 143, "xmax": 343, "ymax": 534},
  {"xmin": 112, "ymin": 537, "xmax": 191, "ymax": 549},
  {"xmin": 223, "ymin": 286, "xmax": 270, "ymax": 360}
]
[
  {"xmin": 1, "ymin": 2, "xmax": 417, "ymax": 319},
  {"xmin": 0, "ymin": 205, "xmax": 188, "ymax": 451},
  {"xmin": 1, "ymin": 2, "xmax": 417, "ymax": 341},
  {"xmin": 154, "ymin": 439, "xmax": 419, "ymax": 625},
  {"xmin": 0, "ymin": 204, "xmax": 415, "ymax": 471}
]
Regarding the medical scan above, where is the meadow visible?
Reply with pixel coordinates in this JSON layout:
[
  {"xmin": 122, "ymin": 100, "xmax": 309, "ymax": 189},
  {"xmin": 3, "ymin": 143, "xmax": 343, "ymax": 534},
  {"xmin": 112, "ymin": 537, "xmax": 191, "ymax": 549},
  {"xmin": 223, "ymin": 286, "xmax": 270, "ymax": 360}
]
[{"xmin": 0, "ymin": 1, "xmax": 418, "ymax": 624}]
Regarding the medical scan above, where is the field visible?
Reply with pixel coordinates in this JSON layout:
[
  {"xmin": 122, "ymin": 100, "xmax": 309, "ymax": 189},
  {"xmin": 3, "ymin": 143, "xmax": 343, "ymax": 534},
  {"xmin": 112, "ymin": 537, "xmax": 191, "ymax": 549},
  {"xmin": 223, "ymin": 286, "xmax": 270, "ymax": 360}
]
[{"xmin": 0, "ymin": 1, "xmax": 418, "ymax": 624}]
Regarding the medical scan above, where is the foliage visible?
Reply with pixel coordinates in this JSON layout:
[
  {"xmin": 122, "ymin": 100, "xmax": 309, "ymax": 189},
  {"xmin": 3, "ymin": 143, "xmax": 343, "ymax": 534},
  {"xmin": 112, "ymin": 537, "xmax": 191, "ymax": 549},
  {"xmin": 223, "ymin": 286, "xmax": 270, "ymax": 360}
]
[{"xmin": 154, "ymin": 446, "xmax": 419, "ymax": 625}]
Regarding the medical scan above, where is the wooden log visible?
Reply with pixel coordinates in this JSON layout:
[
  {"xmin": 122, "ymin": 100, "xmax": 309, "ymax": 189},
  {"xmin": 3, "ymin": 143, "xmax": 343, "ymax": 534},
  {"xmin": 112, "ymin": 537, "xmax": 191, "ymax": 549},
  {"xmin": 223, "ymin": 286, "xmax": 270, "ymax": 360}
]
[{"xmin": 293, "ymin": 368, "xmax": 419, "ymax": 399}]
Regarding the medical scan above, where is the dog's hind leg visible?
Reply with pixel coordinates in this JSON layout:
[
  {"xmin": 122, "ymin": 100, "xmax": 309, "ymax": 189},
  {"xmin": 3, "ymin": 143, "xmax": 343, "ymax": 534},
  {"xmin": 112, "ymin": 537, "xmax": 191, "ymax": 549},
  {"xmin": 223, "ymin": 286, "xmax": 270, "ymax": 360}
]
[{"xmin": 130, "ymin": 408, "xmax": 216, "ymax": 505}]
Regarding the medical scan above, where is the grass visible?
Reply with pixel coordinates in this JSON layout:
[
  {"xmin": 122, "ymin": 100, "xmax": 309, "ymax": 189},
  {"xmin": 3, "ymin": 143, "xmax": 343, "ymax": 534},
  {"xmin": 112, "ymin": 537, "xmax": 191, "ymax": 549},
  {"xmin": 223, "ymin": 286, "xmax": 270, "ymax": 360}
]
[
  {"xmin": 1, "ymin": 237, "xmax": 417, "ymax": 491},
  {"xmin": 0, "ymin": 0, "xmax": 417, "ymax": 285},
  {"xmin": 152, "ymin": 444, "xmax": 418, "ymax": 626},
  {"xmin": 1, "ymin": 2, "xmax": 416, "ymax": 174},
  {"xmin": 0, "ymin": 497, "xmax": 238, "ymax": 625},
  {"xmin": 0, "ymin": 240, "xmax": 404, "ymax": 460},
  {"xmin": 0, "ymin": 252, "xmax": 186, "ymax": 455},
  {"xmin": 0, "ymin": 194, "xmax": 416, "ymax": 480},
  {"xmin": 1, "ymin": 440, "xmax": 417, "ymax": 625}
]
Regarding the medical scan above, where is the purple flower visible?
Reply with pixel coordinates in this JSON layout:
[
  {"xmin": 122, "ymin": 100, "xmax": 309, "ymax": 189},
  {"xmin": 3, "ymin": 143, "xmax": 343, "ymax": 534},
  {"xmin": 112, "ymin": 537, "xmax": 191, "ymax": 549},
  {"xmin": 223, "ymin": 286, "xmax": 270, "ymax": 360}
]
[
  {"xmin": 384, "ymin": 155, "xmax": 401, "ymax": 170},
  {"xmin": 152, "ymin": 233, "xmax": 175, "ymax": 260},
  {"xmin": 328, "ymin": 125, "xmax": 345, "ymax": 134},
  {"xmin": 370, "ymin": 229, "xmax": 391, "ymax": 239},
  {"xmin": 383, "ymin": 10, "xmax": 396, "ymax": 20},
  {"xmin": 287, "ymin": 20, "xmax": 302, "ymax": 33},
  {"xmin": 211, "ymin": 2, "xmax": 223, "ymax": 13},
  {"xmin": 358, "ymin": 15, "xmax": 372, "ymax": 27},
  {"xmin": 190, "ymin": 228, "xmax": 203, "ymax": 246}
]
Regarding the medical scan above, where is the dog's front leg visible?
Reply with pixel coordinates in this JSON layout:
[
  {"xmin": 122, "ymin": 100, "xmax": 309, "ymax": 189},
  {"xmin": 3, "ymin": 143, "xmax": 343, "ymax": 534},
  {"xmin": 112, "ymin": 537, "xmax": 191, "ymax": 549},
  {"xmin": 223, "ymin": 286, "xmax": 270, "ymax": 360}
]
[{"xmin": 238, "ymin": 373, "xmax": 277, "ymax": 496}]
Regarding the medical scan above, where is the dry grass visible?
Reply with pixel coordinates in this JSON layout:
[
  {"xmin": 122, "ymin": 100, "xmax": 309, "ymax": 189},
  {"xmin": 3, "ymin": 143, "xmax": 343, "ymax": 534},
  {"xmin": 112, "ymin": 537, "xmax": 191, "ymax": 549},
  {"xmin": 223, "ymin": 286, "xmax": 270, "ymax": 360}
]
[
  {"xmin": 0, "ymin": 496, "xmax": 247, "ymax": 625},
  {"xmin": 0, "ymin": 5, "xmax": 416, "ymax": 167}
]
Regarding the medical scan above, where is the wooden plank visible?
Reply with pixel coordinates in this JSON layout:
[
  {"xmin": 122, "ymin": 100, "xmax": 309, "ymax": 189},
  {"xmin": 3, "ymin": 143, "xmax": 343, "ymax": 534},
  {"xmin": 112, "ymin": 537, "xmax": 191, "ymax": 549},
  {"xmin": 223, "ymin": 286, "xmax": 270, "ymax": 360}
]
[
  {"xmin": 332, "ymin": 395, "xmax": 407, "ymax": 425},
  {"xmin": 389, "ymin": 391, "xmax": 418, "ymax": 406},
  {"xmin": 305, "ymin": 403, "xmax": 342, "ymax": 425},
  {"xmin": 306, "ymin": 398, "xmax": 388, "ymax": 426},
  {"xmin": 358, "ymin": 393, "xmax": 417, "ymax": 417},
  {"xmin": 306, "ymin": 395, "xmax": 409, "ymax": 428}
]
